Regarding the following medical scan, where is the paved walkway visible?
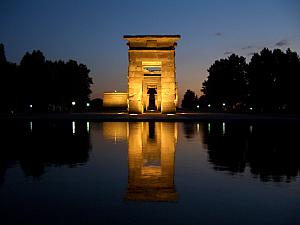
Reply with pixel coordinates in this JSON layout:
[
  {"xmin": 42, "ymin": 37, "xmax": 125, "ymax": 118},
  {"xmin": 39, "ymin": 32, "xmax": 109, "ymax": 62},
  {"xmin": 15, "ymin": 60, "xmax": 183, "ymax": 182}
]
[{"xmin": 2, "ymin": 112, "xmax": 300, "ymax": 122}]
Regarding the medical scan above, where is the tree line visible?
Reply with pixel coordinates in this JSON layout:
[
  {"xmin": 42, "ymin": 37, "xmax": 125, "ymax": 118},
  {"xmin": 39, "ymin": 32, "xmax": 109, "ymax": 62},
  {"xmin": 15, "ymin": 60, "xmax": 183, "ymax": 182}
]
[
  {"xmin": 182, "ymin": 48, "xmax": 300, "ymax": 113},
  {"xmin": 0, "ymin": 43, "xmax": 95, "ymax": 113}
]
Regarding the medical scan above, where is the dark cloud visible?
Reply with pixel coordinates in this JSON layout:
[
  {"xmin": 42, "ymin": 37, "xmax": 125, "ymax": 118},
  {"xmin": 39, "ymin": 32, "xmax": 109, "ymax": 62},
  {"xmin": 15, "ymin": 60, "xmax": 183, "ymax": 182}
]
[
  {"xmin": 224, "ymin": 51, "xmax": 233, "ymax": 55},
  {"xmin": 275, "ymin": 39, "xmax": 289, "ymax": 47},
  {"xmin": 214, "ymin": 32, "xmax": 222, "ymax": 36},
  {"xmin": 242, "ymin": 45, "xmax": 254, "ymax": 50}
]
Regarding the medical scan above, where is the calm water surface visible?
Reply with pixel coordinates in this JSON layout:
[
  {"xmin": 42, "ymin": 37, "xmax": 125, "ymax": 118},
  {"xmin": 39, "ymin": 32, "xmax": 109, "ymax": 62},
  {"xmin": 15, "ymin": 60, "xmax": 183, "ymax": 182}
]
[{"xmin": 0, "ymin": 121, "xmax": 300, "ymax": 225}]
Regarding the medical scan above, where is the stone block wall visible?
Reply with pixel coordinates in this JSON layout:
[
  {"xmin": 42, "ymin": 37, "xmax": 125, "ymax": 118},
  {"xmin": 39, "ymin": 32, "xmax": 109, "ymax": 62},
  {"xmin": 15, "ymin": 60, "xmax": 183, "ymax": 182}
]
[
  {"xmin": 124, "ymin": 35, "xmax": 180, "ymax": 114},
  {"xmin": 103, "ymin": 92, "xmax": 128, "ymax": 108}
]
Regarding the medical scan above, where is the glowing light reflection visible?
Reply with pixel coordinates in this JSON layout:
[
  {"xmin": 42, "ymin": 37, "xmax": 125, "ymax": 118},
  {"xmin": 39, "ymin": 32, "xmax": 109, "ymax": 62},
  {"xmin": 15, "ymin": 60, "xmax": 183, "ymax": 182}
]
[
  {"xmin": 222, "ymin": 122, "xmax": 225, "ymax": 135},
  {"xmin": 87, "ymin": 122, "xmax": 90, "ymax": 133},
  {"xmin": 72, "ymin": 121, "xmax": 75, "ymax": 134}
]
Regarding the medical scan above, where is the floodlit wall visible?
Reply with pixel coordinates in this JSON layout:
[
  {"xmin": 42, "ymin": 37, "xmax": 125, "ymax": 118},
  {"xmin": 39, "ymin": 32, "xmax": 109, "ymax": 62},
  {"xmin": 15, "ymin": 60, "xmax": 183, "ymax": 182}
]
[
  {"xmin": 103, "ymin": 92, "xmax": 128, "ymax": 108},
  {"xmin": 124, "ymin": 35, "xmax": 180, "ymax": 114}
]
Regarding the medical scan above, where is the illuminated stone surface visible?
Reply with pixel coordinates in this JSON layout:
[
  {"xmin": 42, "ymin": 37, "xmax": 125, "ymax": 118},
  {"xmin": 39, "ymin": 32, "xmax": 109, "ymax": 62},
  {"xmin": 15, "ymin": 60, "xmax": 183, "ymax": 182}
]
[
  {"xmin": 124, "ymin": 35, "xmax": 180, "ymax": 114},
  {"xmin": 103, "ymin": 92, "xmax": 128, "ymax": 108}
]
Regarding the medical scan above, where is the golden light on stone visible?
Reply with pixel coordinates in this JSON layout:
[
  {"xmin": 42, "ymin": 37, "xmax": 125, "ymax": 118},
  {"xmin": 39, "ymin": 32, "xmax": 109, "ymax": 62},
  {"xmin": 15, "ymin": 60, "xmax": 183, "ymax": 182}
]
[
  {"xmin": 103, "ymin": 92, "xmax": 128, "ymax": 108},
  {"xmin": 124, "ymin": 35, "xmax": 181, "ymax": 114}
]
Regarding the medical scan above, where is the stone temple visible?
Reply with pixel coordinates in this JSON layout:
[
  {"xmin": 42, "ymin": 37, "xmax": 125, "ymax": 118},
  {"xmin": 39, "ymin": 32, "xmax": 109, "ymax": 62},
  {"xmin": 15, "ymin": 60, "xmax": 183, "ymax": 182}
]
[
  {"xmin": 103, "ymin": 35, "xmax": 180, "ymax": 114},
  {"xmin": 124, "ymin": 35, "xmax": 180, "ymax": 114}
]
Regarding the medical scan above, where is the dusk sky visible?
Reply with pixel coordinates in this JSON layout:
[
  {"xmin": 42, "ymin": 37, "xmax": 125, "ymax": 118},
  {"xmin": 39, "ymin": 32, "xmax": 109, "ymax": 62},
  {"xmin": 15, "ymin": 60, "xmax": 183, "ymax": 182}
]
[{"xmin": 1, "ymin": 0, "xmax": 299, "ymax": 100}]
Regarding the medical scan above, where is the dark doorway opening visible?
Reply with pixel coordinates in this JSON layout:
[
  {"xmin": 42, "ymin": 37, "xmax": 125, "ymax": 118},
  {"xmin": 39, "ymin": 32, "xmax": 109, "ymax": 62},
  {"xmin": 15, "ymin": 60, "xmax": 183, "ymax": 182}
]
[{"xmin": 147, "ymin": 88, "xmax": 157, "ymax": 110}]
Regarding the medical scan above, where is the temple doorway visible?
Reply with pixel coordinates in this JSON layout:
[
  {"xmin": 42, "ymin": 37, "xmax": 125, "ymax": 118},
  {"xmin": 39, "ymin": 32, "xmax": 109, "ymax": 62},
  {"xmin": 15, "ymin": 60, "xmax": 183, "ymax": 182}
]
[{"xmin": 147, "ymin": 88, "xmax": 157, "ymax": 111}]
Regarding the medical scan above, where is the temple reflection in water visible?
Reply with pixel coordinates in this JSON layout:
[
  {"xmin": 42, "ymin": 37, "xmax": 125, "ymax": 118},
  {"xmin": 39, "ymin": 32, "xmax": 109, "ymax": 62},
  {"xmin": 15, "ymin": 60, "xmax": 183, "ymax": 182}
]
[{"xmin": 103, "ymin": 122, "xmax": 178, "ymax": 201}]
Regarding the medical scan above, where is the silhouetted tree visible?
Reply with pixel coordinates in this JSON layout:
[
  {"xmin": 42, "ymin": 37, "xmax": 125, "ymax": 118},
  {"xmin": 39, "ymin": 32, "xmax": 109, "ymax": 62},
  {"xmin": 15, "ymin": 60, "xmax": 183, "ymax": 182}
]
[
  {"xmin": 0, "ymin": 44, "xmax": 17, "ymax": 113},
  {"xmin": 202, "ymin": 54, "xmax": 248, "ymax": 111},
  {"xmin": 247, "ymin": 48, "xmax": 300, "ymax": 112},
  {"xmin": 0, "ymin": 44, "xmax": 93, "ymax": 113},
  {"xmin": 182, "ymin": 89, "xmax": 198, "ymax": 109},
  {"xmin": 283, "ymin": 49, "xmax": 300, "ymax": 112},
  {"xmin": 201, "ymin": 49, "xmax": 300, "ymax": 113},
  {"xmin": 18, "ymin": 50, "xmax": 47, "ymax": 111},
  {"xmin": 0, "ymin": 43, "xmax": 6, "ymax": 63},
  {"xmin": 90, "ymin": 98, "xmax": 103, "ymax": 111}
]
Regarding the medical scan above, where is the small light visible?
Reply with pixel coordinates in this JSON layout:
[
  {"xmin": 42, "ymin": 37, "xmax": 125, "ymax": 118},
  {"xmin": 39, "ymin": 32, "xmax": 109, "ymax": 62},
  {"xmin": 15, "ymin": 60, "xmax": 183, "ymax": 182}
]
[
  {"xmin": 197, "ymin": 105, "xmax": 200, "ymax": 108},
  {"xmin": 87, "ymin": 122, "xmax": 90, "ymax": 133},
  {"xmin": 250, "ymin": 107, "xmax": 253, "ymax": 110},
  {"xmin": 208, "ymin": 104, "xmax": 211, "ymax": 108},
  {"xmin": 114, "ymin": 90, "xmax": 117, "ymax": 93},
  {"xmin": 129, "ymin": 113, "xmax": 138, "ymax": 116},
  {"xmin": 29, "ymin": 104, "xmax": 33, "ymax": 108},
  {"xmin": 167, "ymin": 113, "xmax": 175, "ymax": 116},
  {"xmin": 86, "ymin": 103, "xmax": 90, "ymax": 107},
  {"xmin": 72, "ymin": 101, "xmax": 76, "ymax": 106},
  {"xmin": 72, "ymin": 121, "xmax": 75, "ymax": 134},
  {"xmin": 222, "ymin": 103, "xmax": 226, "ymax": 106}
]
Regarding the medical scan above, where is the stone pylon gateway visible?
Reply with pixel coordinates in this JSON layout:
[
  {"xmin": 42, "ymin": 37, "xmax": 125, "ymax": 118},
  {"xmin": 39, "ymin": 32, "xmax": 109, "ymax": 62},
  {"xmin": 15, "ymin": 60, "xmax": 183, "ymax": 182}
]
[{"xmin": 124, "ymin": 35, "xmax": 180, "ymax": 114}]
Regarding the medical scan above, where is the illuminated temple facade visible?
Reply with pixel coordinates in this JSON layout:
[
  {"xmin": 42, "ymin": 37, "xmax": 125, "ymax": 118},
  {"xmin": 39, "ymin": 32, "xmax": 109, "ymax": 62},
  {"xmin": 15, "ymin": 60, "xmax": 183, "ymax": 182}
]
[
  {"xmin": 102, "ymin": 122, "xmax": 178, "ymax": 201},
  {"xmin": 124, "ymin": 35, "xmax": 180, "ymax": 114}
]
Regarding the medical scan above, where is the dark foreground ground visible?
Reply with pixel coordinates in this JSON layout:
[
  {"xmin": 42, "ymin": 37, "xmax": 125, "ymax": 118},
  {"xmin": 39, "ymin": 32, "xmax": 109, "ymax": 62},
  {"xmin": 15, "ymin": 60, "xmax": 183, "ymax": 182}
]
[{"xmin": 1, "ymin": 112, "xmax": 300, "ymax": 122}]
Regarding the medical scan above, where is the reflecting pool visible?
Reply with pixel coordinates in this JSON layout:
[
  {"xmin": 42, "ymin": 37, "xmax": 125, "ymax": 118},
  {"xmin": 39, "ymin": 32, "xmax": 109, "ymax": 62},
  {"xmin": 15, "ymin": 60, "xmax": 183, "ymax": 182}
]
[{"xmin": 0, "ymin": 121, "xmax": 300, "ymax": 225}]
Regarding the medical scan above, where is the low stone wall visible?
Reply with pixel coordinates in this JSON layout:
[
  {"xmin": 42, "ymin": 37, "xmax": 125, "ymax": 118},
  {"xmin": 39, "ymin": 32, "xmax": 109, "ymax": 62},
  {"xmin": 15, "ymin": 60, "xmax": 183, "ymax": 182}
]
[{"xmin": 103, "ymin": 92, "xmax": 128, "ymax": 108}]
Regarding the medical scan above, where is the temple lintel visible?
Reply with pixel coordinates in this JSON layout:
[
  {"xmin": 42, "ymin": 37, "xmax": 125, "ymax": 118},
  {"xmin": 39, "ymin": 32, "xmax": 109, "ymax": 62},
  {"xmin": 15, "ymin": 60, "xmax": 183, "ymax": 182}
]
[
  {"xmin": 123, "ymin": 34, "xmax": 181, "ymax": 39},
  {"xmin": 124, "ymin": 35, "xmax": 180, "ymax": 50}
]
